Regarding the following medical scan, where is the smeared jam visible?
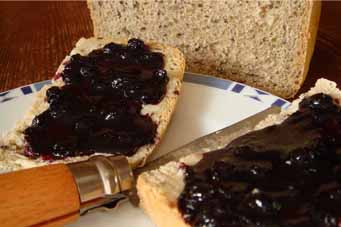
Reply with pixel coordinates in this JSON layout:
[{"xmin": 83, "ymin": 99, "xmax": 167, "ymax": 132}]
[
  {"xmin": 178, "ymin": 94, "xmax": 341, "ymax": 227},
  {"xmin": 24, "ymin": 39, "xmax": 168, "ymax": 160}
]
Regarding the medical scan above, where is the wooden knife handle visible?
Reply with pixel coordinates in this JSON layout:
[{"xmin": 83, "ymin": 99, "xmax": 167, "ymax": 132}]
[{"xmin": 0, "ymin": 164, "xmax": 80, "ymax": 227}]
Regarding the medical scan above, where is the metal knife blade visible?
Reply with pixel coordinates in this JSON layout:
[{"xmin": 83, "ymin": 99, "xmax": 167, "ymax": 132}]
[{"xmin": 134, "ymin": 106, "xmax": 281, "ymax": 177}]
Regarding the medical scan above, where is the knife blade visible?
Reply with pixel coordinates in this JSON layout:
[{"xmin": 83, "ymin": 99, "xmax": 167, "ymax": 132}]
[{"xmin": 134, "ymin": 106, "xmax": 281, "ymax": 177}]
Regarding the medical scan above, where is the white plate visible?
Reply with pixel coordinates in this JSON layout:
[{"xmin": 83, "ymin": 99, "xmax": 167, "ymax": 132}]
[{"xmin": 0, "ymin": 73, "xmax": 289, "ymax": 227}]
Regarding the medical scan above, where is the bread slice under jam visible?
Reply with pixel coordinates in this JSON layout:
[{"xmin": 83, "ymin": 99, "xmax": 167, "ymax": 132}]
[
  {"xmin": 137, "ymin": 78, "xmax": 341, "ymax": 227},
  {"xmin": 0, "ymin": 37, "xmax": 185, "ymax": 171}
]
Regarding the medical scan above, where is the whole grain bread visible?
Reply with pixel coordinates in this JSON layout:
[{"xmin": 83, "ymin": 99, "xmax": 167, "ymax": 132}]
[
  {"xmin": 137, "ymin": 78, "xmax": 341, "ymax": 227},
  {"xmin": 87, "ymin": 0, "xmax": 321, "ymax": 98},
  {"xmin": 0, "ymin": 37, "xmax": 185, "ymax": 171}
]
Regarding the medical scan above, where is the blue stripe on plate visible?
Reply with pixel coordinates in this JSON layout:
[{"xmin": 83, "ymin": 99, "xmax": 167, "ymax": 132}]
[
  {"xmin": 33, "ymin": 80, "xmax": 52, "ymax": 91},
  {"xmin": 21, "ymin": 86, "xmax": 33, "ymax": 95},
  {"xmin": 184, "ymin": 74, "xmax": 231, "ymax": 90},
  {"xmin": 1, "ymin": 97, "xmax": 15, "ymax": 103},
  {"xmin": 255, "ymin": 89, "xmax": 268, "ymax": 95},
  {"xmin": 247, "ymin": 95, "xmax": 261, "ymax": 102},
  {"xmin": 231, "ymin": 83, "xmax": 245, "ymax": 93},
  {"xmin": 272, "ymin": 99, "xmax": 287, "ymax": 108},
  {"xmin": 0, "ymin": 91, "xmax": 9, "ymax": 97}
]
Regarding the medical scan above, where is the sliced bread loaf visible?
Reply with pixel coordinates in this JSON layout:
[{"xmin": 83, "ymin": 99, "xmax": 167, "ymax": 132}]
[
  {"xmin": 137, "ymin": 78, "xmax": 341, "ymax": 227},
  {"xmin": 0, "ymin": 37, "xmax": 185, "ymax": 171},
  {"xmin": 87, "ymin": 0, "xmax": 321, "ymax": 98}
]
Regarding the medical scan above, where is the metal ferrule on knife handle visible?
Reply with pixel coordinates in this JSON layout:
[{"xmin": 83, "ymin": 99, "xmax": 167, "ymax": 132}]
[{"xmin": 67, "ymin": 155, "xmax": 134, "ymax": 214}]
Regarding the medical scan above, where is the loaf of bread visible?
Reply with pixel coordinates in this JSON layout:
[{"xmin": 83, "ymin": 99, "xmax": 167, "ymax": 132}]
[
  {"xmin": 0, "ymin": 37, "xmax": 185, "ymax": 171},
  {"xmin": 87, "ymin": 0, "xmax": 321, "ymax": 98},
  {"xmin": 137, "ymin": 78, "xmax": 341, "ymax": 227}
]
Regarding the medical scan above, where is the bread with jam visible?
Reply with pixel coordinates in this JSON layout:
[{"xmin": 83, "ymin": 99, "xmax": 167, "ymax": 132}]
[{"xmin": 0, "ymin": 37, "xmax": 185, "ymax": 171}]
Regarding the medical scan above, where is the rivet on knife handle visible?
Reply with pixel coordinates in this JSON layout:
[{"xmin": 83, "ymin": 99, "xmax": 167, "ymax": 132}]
[{"xmin": 67, "ymin": 155, "xmax": 134, "ymax": 214}]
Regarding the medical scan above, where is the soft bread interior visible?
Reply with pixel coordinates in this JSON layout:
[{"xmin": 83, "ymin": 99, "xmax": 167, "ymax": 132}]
[
  {"xmin": 88, "ymin": 0, "xmax": 321, "ymax": 98},
  {"xmin": 0, "ymin": 37, "xmax": 185, "ymax": 171}
]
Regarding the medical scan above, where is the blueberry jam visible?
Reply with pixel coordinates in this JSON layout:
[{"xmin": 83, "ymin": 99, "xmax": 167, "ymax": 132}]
[
  {"xmin": 24, "ymin": 39, "xmax": 168, "ymax": 160},
  {"xmin": 178, "ymin": 94, "xmax": 341, "ymax": 227}
]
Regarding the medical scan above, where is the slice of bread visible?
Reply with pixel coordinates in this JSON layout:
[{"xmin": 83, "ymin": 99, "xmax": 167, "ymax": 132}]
[
  {"xmin": 137, "ymin": 78, "xmax": 341, "ymax": 227},
  {"xmin": 87, "ymin": 0, "xmax": 321, "ymax": 98},
  {"xmin": 0, "ymin": 37, "xmax": 185, "ymax": 171}
]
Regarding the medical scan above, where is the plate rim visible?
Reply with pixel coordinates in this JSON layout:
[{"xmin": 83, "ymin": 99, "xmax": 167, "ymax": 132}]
[{"xmin": 0, "ymin": 73, "xmax": 290, "ymax": 108}]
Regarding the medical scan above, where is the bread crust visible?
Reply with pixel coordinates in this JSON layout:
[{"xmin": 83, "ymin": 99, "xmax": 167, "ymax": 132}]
[
  {"xmin": 137, "ymin": 154, "xmax": 202, "ymax": 227},
  {"xmin": 298, "ymin": 1, "xmax": 322, "ymax": 97},
  {"xmin": 137, "ymin": 78, "xmax": 341, "ymax": 227},
  {"xmin": 0, "ymin": 37, "xmax": 185, "ymax": 171}
]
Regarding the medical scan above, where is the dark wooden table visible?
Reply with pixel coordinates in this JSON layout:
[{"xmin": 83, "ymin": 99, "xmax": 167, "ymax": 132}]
[{"xmin": 0, "ymin": 1, "xmax": 340, "ymax": 99}]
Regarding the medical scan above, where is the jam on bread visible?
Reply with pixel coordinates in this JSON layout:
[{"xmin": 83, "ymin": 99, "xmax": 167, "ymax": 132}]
[
  {"xmin": 24, "ymin": 39, "xmax": 169, "ymax": 160},
  {"xmin": 179, "ymin": 94, "xmax": 341, "ymax": 227}
]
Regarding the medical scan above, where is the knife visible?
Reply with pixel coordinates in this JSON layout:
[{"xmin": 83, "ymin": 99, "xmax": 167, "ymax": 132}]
[{"xmin": 0, "ymin": 106, "xmax": 280, "ymax": 227}]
